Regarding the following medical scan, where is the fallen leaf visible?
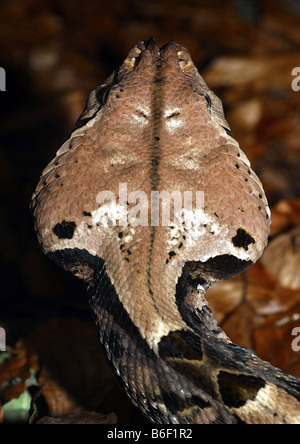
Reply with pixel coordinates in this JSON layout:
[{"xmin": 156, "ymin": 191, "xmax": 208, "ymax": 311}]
[
  {"xmin": 261, "ymin": 226, "xmax": 300, "ymax": 290},
  {"xmin": 0, "ymin": 348, "xmax": 38, "ymax": 404},
  {"xmin": 269, "ymin": 199, "xmax": 300, "ymax": 237}
]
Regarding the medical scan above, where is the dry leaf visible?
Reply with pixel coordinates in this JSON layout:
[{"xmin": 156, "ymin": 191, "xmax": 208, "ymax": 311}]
[
  {"xmin": 0, "ymin": 348, "xmax": 38, "ymax": 404},
  {"xmin": 269, "ymin": 199, "xmax": 300, "ymax": 237},
  {"xmin": 254, "ymin": 305, "xmax": 300, "ymax": 376},
  {"xmin": 261, "ymin": 226, "xmax": 300, "ymax": 290},
  {"xmin": 204, "ymin": 53, "xmax": 300, "ymax": 91},
  {"xmin": 207, "ymin": 262, "xmax": 300, "ymax": 378},
  {"xmin": 206, "ymin": 279, "xmax": 245, "ymax": 323}
]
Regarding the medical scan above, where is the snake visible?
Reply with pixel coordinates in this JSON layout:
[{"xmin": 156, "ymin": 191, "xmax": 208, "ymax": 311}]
[{"xmin": 31, "ymin": 38, "xmax": 300, "ymax": 424}]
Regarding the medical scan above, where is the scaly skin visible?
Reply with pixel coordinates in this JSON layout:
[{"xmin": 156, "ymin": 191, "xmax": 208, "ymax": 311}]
[{"xmin": 31, "ymin": 39, "xmax": 300, "ymax": 423}]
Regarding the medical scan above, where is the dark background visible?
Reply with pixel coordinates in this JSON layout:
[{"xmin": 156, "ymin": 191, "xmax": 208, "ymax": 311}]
[{"xmin": 0, "ymin": 0, "xmax": 299, "ymax": 423}]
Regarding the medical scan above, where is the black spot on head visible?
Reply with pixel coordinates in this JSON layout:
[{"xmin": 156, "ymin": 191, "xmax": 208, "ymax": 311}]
[
  {"xmin": 83, "ymin": 211, "xmax": 92, "ymax": 217},
  {"xmin": 235, "ymin": 164, "xmax": 240, "ymax": 169},
  {"xmin": 217, "ymin": 371, "xmax": 265, "ymax": 408},
  {"xmin": 232, "ymin": 228, "xmax": 255, "ymax": 251},
  {"xmin": 53, "ymin": 221, "xmax": 77, "ymax": 239},
  {"xmin": 137, "ymin": 110, "xmax": 147, "ymax": 119},
  {"xmin": 167, "ymin": 111, "xmax": 180, "ymax": 119},
  {"xmin": 168, "ymin": 251, "xmax": 176, "ymax": 259},
  {"xmin": 55, "ymin": 174, "xmax": 60, "ymax": 178},
  {"xmin": 118, "ymin": 232, "xmax": 123, "ymax": 238}
]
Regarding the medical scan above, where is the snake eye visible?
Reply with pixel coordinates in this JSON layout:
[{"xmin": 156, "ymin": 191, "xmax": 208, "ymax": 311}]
[
  {"xmin": 102, "ymin": 89, "xmax": 110, "ymax": 105},
  {"xmin": 222, "ymin": 126, "xmax": 233, "ymax": 137},
  {"xmin": 205, "ymin": 94, "xmax": 212, "ymax": 110}
]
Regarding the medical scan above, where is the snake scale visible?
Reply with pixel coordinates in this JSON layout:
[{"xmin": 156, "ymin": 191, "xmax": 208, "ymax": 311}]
[{"xmin": 31, "ymin": 39, "xmax": 300, "ymax": 424}]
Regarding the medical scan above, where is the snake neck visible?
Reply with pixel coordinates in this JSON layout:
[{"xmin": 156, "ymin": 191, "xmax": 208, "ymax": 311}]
[{"xmin": 88, "ymin": 258, "xmax": 300, "ymax": 424}]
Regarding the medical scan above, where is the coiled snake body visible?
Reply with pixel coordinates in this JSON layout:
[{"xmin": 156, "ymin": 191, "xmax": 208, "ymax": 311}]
[{"xmin": 31, "ymin": 39, "xmax": 300, "ymax": 424}]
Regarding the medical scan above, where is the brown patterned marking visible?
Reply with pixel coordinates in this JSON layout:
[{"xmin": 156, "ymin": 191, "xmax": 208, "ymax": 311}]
[
  {"xmin": 217, "ymin": 371, "xmax": 265, "ymax": 408},
  {"xmin": 159, "ymin": 329, "xmax": 203, "ymax": 361}
]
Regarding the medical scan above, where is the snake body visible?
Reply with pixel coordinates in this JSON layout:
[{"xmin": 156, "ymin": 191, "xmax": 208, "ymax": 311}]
[{"xmin": 31, "ymin": 39, "xmax": 300, "ymax": 423}]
